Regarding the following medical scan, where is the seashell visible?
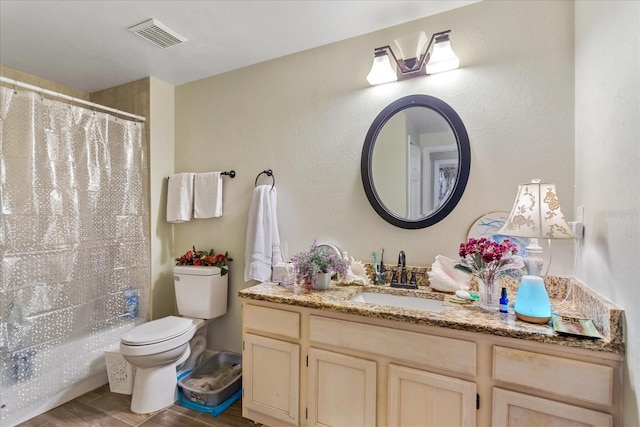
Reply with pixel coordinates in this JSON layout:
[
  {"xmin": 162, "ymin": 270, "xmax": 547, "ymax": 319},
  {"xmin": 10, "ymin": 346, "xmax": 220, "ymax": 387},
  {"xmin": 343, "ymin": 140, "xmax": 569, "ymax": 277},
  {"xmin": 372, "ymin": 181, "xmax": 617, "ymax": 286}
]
[
  {"xmin": 349, "ymin": 257, "xmax": 367, "ymax": 277},
  {"xmin": 343, "ymin": 257, "xmax": 370, "ymax": 285},
  {"xmin": 428, "ymin": 255, "xmax": 470, "ymax": 292}
]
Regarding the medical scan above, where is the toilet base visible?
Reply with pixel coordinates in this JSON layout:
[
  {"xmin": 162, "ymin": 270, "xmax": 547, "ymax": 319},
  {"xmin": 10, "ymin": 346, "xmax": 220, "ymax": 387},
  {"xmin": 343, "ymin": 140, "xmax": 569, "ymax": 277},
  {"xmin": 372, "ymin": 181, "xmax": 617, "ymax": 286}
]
[{"xmin": 130, "ymin": 347, "xmax": 190, "ymax": 414}]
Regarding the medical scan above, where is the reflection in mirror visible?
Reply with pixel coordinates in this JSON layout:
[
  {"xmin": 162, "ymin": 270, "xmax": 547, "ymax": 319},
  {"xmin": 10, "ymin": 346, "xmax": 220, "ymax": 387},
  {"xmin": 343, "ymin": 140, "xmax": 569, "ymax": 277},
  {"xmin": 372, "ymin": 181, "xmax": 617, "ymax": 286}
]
[
  {"xmin": 361, "ymin": 95, "xmax": 470, "ymax": 229},
  {"xmin": 372, "ymin": 107, "xmax": 457, "ymax": 219}
]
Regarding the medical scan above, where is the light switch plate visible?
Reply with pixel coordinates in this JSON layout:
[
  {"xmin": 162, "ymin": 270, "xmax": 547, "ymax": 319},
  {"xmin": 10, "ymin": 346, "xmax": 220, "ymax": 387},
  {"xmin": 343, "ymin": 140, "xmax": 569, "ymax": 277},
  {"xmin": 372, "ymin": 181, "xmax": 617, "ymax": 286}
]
[{"xmin": 576, "ymin": 205, "xmax": 585, "ymax": 223}]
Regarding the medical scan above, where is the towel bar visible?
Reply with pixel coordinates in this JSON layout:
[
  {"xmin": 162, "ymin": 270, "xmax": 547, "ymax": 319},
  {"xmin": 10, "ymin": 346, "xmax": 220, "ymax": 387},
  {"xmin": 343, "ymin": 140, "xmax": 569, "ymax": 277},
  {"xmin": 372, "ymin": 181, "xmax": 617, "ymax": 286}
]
[{"xmin": 167, "ymin": 170, "xmax": 235, "ymax": 180}]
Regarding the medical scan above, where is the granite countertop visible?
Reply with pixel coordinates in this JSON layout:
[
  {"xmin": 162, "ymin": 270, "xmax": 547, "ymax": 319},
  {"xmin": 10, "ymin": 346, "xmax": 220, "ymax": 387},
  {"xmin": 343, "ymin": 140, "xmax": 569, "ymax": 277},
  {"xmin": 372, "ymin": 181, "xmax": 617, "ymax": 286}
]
[{"xmin": 238, "ymin": 278, "xmax": 624, "ymax": 355}]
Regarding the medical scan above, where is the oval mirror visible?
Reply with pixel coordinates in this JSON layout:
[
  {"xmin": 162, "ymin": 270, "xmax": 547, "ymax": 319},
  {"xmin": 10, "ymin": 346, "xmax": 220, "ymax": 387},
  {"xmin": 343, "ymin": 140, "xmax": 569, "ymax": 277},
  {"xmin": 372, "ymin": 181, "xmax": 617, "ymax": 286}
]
[{"xmin": 361, "ymin": 94, "xmax": 470, "ymax": 229}]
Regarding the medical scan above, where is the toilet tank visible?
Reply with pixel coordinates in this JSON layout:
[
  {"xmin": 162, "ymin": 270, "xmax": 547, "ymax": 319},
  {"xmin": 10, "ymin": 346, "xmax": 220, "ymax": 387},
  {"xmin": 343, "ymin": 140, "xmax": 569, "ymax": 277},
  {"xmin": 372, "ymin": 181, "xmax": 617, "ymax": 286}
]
[{"xmin": 173, "ymin": 266, "xmax": 228, "ymax": 319}]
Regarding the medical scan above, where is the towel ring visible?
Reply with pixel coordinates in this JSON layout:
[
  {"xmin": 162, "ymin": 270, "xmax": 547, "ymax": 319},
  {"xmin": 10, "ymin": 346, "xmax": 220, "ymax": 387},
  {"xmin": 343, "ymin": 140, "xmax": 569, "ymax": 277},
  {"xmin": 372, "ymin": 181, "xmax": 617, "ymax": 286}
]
[{"xmin": 255, "ymin": 169, "xmax": 275, "ymax": 190}]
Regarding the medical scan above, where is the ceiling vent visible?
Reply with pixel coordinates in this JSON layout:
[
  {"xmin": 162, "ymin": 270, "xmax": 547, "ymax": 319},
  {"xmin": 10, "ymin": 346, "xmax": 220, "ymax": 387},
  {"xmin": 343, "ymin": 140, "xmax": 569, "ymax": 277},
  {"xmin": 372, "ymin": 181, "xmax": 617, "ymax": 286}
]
[{"xmin": 128, "ymin": 19, "xmax": 187, "ymax": 49}]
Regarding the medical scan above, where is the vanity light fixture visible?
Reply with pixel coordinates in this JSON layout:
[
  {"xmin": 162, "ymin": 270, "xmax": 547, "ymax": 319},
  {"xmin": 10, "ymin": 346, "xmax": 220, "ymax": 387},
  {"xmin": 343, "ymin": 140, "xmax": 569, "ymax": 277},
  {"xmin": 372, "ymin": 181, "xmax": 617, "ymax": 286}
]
[
  {"xmin": 366, "ymin": 30, "xmax": 459, "ymax": 86},
  {"xmin": 498, "ymin": 179, "xmax": 576, "ymax": 323}
]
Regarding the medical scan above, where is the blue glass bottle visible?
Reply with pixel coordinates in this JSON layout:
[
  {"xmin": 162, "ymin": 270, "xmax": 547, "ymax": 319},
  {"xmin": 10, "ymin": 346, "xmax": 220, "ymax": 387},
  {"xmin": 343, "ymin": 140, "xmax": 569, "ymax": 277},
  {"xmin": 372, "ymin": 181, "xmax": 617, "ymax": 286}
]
[
  {"xmin": 124, "ymin": 285, "xmax": 138, "ymax": 319},
  {"xmin": 499, "ymin": 287, "xmax": 509, "ymax": 313}
]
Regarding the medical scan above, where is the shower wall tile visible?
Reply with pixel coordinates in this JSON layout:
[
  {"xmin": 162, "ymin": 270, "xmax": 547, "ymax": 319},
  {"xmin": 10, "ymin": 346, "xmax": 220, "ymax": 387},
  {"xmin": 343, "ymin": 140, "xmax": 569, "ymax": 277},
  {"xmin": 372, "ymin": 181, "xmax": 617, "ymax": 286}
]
[{"xmin": 0, "ymin": 65, "xmax": 90, "ymax": 100}]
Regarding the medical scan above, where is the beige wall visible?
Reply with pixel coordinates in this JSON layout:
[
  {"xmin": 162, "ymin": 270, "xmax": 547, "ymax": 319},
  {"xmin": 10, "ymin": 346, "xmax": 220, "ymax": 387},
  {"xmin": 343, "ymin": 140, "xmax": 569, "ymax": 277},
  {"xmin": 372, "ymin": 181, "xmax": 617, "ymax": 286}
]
[
  {"xmin": 575, "ymin": 0, "xmax": 640, "ymax": 422},
  {"xmin": 174, "ymin": 0, "xmax": 575, "ymax": 354},
  {"xmin": 148, "ymin": 77, "xmax": 177, "ymax": 319}
]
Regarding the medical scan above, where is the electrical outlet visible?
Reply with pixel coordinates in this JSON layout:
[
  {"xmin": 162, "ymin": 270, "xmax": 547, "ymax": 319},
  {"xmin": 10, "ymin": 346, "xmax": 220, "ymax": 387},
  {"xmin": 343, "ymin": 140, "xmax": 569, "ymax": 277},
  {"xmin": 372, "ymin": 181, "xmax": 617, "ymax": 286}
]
[{"xmin": 569, "ymin": 221, "xmax": 584, "ymax": 239}]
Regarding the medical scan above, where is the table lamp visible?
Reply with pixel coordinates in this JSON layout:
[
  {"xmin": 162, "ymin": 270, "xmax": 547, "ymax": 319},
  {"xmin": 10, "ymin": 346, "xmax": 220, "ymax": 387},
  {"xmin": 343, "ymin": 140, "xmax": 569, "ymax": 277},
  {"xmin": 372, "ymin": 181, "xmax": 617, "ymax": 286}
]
[{"xmin": 498, "ymin": 179, "xmax": 576, "ymax": 323}]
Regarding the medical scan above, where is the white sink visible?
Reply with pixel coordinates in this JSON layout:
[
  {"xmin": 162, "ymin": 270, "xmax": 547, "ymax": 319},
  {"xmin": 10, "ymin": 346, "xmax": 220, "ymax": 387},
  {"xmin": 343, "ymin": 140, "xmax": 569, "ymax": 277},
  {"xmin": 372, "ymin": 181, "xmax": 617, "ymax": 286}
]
[{"xmin": 350, "ymin": 292, "xmax": 443, "ymax": 313}]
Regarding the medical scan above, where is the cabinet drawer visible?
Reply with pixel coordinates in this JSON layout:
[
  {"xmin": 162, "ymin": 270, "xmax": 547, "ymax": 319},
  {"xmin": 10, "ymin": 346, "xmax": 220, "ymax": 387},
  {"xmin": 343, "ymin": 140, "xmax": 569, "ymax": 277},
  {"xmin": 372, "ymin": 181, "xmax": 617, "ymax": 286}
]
[
  {"xmin": 243, "ymin": 304, "xmax": 300, "ymax": 339},
  {"xmin": 492, "ymin": 388, "xmax": 612, "ymax": 427},
  {"xmin": 493, "ymin": 346, "xmax": 613, "ymax": 406},
  {"xmin": 310, "ymin": 316, "xmax": 476, "ymax": 376}
]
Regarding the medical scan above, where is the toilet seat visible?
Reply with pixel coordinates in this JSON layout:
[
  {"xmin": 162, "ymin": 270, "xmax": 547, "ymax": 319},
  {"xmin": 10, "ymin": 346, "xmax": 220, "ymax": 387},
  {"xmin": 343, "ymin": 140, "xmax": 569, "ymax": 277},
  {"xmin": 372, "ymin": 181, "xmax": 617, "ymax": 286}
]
[
  {"xmin": 120, "ymin": 316, "xmax": 197, "ymax": 357},
  {"xmin": 122, "ymin": 316, "xmax": 194, "ymax": 345}
]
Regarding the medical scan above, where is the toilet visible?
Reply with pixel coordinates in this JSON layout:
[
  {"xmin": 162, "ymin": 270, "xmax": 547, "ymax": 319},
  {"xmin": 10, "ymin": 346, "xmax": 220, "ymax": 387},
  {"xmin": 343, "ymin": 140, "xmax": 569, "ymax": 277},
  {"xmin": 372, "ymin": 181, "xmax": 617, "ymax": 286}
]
[{"xmin": 120, "ymin": 266, "xmax": 228, "ymax": 414}]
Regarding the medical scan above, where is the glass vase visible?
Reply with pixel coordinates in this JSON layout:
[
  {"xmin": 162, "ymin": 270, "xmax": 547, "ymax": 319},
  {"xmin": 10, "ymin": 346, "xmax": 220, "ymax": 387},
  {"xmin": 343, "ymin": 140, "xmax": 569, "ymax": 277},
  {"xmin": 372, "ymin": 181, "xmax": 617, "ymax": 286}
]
[{"xmin": 477, "ymin": 276, "xmax": 501, "ymax": 311}]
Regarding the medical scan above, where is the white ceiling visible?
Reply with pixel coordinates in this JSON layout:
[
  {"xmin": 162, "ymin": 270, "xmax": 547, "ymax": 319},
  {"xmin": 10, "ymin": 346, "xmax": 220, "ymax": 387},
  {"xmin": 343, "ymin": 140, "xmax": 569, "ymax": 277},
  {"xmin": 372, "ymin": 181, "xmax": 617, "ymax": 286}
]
[{"xmin": 0, "ymin": 1, "xmax": 476, "ymax": 93}]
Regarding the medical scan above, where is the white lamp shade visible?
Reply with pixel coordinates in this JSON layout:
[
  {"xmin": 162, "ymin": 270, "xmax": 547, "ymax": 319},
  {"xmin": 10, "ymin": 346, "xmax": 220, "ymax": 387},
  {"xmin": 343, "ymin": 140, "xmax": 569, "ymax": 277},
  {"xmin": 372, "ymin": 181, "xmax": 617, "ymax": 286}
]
[
  {"xmin": 425, "ymin": 38, "xmax": 460, "ymax": 74},
  {"xmin": 498, "ymin": 180, "xmax": 576, "ymax": 239},
  {"xmin": 366, "ymin": 52, "xmax": 398, "ymax": 85}
]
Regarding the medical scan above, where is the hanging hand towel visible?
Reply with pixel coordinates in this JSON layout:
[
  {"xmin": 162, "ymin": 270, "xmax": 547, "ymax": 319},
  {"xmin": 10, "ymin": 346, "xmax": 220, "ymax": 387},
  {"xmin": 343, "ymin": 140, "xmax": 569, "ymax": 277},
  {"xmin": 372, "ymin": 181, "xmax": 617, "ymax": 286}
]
[
  {"xmin": 194, "ymin": 172, "xmax": 223, "ymax": 218},
  {"xmin": 244, "ymin": 185, "xmax": 283, "ymax": 283},
  {"xmin": 166, "ymin": 173, "xmax": 195, "ymax": 223}
]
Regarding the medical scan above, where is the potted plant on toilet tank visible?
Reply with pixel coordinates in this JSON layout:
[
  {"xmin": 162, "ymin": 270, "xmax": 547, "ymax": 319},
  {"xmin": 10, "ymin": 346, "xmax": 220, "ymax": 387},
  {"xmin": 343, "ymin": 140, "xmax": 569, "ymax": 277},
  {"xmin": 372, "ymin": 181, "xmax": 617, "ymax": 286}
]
[
  {"xmin": 174, "ymin": 246, "xmax": 233, "ymax": 318},
  {"xmin": 175, "ymin": 246, "xmax": 232, "ymax": 275},
  {"xmin": 292, "ymin": 241, "xmax": 348, "ymax": 290}
]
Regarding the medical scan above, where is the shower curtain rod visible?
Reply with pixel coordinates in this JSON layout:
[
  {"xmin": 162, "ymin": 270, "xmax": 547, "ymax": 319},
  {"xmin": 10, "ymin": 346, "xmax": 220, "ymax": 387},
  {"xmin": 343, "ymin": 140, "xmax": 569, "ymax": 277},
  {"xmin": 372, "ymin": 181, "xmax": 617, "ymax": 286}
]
[{"xmin": 0, "ymin": 76, "xmax": 146, "ymax": 122}]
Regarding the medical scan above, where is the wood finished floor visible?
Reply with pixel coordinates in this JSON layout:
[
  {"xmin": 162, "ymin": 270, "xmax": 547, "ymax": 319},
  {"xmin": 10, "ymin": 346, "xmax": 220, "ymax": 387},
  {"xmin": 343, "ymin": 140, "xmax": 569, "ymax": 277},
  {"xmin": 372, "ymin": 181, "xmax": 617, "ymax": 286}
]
[{"xmin": 16, "ymin": 385, "xmax": 255, "ymax": 427}]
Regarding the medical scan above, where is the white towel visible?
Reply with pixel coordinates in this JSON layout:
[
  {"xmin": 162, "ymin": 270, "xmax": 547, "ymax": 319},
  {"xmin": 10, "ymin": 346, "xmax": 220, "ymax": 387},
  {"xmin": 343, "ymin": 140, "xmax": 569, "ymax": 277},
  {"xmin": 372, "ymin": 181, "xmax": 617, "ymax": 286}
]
[
  {"xmin": 166, "ymin": 173, "xmax": 194, "ymax": 223},
  {"xmin": 194, "ymin": 172, "xmax": 223, "ymax": 218},
  {"xmin": 244, "ymin": 185, "xmax": 283, "ymax": 282}
]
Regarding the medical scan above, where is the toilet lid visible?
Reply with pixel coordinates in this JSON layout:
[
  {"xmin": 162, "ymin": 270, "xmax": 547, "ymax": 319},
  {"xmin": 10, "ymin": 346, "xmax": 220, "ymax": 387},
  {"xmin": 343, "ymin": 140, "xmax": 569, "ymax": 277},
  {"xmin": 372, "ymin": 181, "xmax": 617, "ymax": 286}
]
[{"xmin": 121, "ymin": 316, "xmax": 194, "ymax": 345}]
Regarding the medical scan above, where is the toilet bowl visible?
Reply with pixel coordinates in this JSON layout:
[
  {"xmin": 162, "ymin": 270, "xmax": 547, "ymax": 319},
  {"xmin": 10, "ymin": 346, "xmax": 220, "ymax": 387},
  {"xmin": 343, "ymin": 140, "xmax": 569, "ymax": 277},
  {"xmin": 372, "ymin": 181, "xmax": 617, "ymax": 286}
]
[
  {"xmin": 120, "ymin": 316, "xmax": 197, "ymax": 414},
  {"xmin": 120, "ymin": 265, "xmax": 229, "ymax": 414}
]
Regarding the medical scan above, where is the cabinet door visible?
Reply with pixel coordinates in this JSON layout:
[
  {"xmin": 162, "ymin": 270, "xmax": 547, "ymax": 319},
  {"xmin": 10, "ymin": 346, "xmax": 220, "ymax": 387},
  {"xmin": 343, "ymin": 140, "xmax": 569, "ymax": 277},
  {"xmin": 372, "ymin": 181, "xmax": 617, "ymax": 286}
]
[
  {"xmin": 243, "ymin": 333, "xmax": 300, "ymax": 425},
  {"xmin": 388, "ymin": 363, "xmax": 476, "ymax": 427},
  {"xmin": 492, "ymin": 388, "xmax": 612, "ymax": 427},
  {"xmin": 307, "ymin": 347, "xmax": 376, "ymax": 427}
]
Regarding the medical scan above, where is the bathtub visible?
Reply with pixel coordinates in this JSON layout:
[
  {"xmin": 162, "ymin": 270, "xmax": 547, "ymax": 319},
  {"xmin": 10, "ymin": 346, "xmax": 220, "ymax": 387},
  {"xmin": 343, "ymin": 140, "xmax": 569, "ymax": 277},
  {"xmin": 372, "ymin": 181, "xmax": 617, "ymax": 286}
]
[{"xmin": 1, "ymin": 321, "xmax": 138, "ymax": 426}]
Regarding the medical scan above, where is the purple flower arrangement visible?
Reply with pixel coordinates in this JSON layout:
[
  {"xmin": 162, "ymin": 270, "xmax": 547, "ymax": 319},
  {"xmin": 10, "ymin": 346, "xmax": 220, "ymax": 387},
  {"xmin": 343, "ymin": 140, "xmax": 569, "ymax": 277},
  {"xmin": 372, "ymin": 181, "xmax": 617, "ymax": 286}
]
[{"xmin": 292, "ymin": 241, "xmax": 348, "ymax": 289}]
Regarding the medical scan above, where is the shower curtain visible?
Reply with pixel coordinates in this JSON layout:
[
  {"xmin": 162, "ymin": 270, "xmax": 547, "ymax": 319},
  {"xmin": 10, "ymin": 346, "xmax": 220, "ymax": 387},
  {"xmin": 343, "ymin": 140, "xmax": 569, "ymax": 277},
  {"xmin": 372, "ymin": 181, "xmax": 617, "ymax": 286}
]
[{"xmin": 0, "ymin": 86, "xmax": 149, "ymax": 421}]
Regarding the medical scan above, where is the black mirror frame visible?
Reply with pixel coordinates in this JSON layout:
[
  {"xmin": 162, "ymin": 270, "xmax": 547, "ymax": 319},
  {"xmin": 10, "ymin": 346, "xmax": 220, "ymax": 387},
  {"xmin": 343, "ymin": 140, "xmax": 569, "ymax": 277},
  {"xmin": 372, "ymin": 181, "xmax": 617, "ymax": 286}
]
[{"xmin": 361, "ymin": 94, "xmax": 471, "ymax": 229}]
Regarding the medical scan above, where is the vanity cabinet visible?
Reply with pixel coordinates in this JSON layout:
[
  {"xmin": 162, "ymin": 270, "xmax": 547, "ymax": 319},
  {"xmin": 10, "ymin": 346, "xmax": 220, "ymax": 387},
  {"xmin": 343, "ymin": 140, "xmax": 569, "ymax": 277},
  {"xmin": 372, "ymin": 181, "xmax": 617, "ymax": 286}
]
[
  {"xmin": 242, "ymin": 305, "xmax": 301, "ymax": 426},
  {"xmin": 307, "ymin": 348, "xmax": 377, "ymax": 427},
  {"xmin": 243, "ymin": 334, "xmax": 300, "ymax": 425},
  {"xmin": 241, "ymin": 299, "xmax": 622, "ymax": 427},
  {"xmin": 388, "ymin": 363, "xmax": 477, "ymax": 427},
  {"xmin": 308, "ymin": 314, "xmax": 478, "ymax": 427}
]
